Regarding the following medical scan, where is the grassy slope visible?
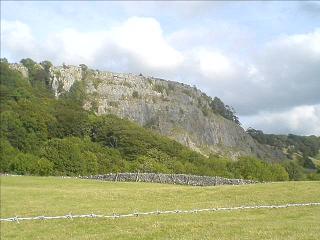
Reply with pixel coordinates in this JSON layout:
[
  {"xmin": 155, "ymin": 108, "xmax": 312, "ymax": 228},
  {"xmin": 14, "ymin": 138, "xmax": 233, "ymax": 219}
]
[{"xmin": 1, "ymin": 176, "xmax": 320, "ymax": 240}]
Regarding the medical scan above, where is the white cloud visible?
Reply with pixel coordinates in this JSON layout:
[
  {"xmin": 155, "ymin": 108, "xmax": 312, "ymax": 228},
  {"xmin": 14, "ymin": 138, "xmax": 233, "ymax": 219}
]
[
  {"xmin": 46, "ymin": 29, "xmax": 108, "ymax": 65},
  {"xmin": 181, "ymin": 29, "xmax": 320, "ymax": 117},
  {"xmin": 194, "ymin": 49, "xmax": 235, "ymax": 79},
  {"xmin": 119, "ymin": 2, "xmax": 222, "ymax": 19},
  {"xmin": 241, "ymin": 104, "xmax": 320, "ymax": 136},
  {"xmin": 1, "ymin": 20, "xmax": 36, "ymax": 58},
  {"xmin": 112, "ymin": 17, "xmax": 183, "ymax": 70},
  {"xmin": 1, "ymin": 18, "xmax": 319, "ymax": 135},
  {"xmin": 1, "ymin": 17, "xmax": 183, "ymax": 72},
  {"xmin": 246, "ymin": 29, "xmax": 320, "ymax": 112}
]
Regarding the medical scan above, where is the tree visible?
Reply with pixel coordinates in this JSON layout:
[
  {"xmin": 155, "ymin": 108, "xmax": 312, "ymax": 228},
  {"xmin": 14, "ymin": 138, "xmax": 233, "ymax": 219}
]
[
  {"xmin": 229, "ymin": 156, "xmax": 288, "ymax": 181},
  {"xmin": 40, "ymin": 137, "xmax": 84, "ymax": 175},
  {"xmin": 210, "ymin": 97, "xmax": 240, "ymax": 125},
  {"xmin": 20, "ymin": 58, "xmax": 37, "ymax": 70},
  {"xmin": 300, "ymin": 155, "xmax": 316, "ymax": 169},
  {"xmin": 21, "ymin": 58, "xmax": 49, "ymax": 89},
  {"xmin": 53, "ymin": 100, "xmax": 90, "ymax": 138},
  {"xmin": 0, "ymin": 111, "xmax": 29, "ymax": 151},
  {"xmin": 9, "ymin": 152, "xmax": 40, "ymax": 175},
  {"xmin": 132, "ymin": 91, "xmax": 139, "ymax": 98},
  {"xmin": 0, "ymin": 139, "xmax": 19, "ymax": 172},
  {"xmin": 36, "ymin": 158, "xmax": 54, "ymax": 176},
  {"xmin": 40, "ymin": 60, "xmax": 53, "ymax": 87},
  {"xmin": 269, "ymin": 164, "xmax": 289, "ymax": 181},
  {"xmin": 0, "ymin": 58, "xmax": 8, "ymax": 63},
  {"xmin": 282, "ymin": 161, "xmax": 305, "ymax": 181}
]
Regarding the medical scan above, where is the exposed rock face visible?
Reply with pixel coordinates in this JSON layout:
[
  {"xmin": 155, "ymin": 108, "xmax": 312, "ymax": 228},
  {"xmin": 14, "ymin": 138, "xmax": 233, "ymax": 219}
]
[
  {"xmin": 8, "ymin": 63, "xmax": 29, "ymax": 78},
  {"xmin": 49, "ymin": 65, "xmax": 83, "ymax": 97},
  {"xmin": 10, "ymin": 63, "xmax": 285, "ymax": 162}
]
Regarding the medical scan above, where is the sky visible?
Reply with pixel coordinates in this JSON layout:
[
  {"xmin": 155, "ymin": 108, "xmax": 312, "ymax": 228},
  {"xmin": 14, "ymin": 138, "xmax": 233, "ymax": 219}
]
[{"xmin": 1, "ymin": 1, "xmax": 320, "ymax": 136}]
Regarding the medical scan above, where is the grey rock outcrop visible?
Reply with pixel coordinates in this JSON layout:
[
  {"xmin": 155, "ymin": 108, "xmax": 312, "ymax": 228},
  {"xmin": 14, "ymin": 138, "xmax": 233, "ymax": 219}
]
[
  {"xmin": 8, "ymin": 63, "xmax": 29, "ymax": 78},
  {"xmin": 10, "ymin": 63, "xmax": 286, "ymax": 162}
]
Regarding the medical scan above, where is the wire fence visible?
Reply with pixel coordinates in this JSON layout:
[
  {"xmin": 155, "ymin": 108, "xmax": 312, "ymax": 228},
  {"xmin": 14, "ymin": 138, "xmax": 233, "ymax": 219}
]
[{"xmin": 1, "ymin": 202, "xmax": 319, "ymax": 223}]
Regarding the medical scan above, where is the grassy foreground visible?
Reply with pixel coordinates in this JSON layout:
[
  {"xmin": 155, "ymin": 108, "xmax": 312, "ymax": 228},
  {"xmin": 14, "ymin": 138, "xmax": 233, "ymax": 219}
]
[{"xmin": 1, "ymin": 176, "xmax": 320, "ymax": 239}]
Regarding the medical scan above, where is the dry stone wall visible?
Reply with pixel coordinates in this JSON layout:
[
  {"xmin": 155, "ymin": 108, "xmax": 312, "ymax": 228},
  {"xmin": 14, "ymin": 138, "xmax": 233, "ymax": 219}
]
[{"xmin": 80, "ymin": 173, "xmax": 258, "ymax": 186}]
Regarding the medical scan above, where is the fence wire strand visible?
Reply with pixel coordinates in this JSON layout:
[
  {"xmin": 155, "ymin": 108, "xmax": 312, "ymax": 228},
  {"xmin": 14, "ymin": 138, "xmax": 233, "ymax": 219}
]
[{"xmin": 1, "ymin": 202, "xmax": 319, "ymax": 223}]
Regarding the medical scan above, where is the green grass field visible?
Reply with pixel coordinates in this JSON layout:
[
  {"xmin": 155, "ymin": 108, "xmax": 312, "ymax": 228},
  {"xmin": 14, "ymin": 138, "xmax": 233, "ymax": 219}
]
[{"xmin": 1, "ymin": 176, "xmax": 320, "ymax": 240}]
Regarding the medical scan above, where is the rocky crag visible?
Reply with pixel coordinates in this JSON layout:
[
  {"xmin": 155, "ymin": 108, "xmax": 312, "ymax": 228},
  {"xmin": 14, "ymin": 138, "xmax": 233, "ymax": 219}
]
[{"xmin": 10, "ymin": 63, "xmax": 285, "ymax": 162}]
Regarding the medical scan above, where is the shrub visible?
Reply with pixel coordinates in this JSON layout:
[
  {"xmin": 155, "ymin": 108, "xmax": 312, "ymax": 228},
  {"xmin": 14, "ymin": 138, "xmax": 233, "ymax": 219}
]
[
  {"xmin": 0, "ymin": 139, "xmax": 19, "ymax": 172},
  {"xmin": 132, "ymin": 91, "xmax": 139, "ymax": 98},
  {"xmin": 9, "ymin": 152, "xmax": 40, "ymax": 175},
  {"xmin": 282, "ymin": 161, "xmax": 306, "ymax": 181},
  {"xmin": 152, "ymin": 84, "xmax": 167, "ymax": 94}
]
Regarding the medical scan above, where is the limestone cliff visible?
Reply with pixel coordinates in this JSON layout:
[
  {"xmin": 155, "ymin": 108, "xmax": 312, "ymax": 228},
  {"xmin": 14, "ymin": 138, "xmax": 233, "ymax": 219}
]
[{"xmin": 10, "ymin": 63, "xmax": 286, "ymax": 162}]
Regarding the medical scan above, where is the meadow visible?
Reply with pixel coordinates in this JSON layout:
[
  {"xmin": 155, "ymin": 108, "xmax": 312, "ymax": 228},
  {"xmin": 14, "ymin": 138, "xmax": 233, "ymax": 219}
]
[{"xmin": 1, "ymin": 176, "xmax": 320, "ymax": 239}]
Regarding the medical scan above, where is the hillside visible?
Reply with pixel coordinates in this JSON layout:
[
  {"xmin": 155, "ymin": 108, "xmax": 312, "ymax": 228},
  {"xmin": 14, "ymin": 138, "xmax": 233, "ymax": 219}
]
[
  {"xmin": 1, "ymin": 59, "xmax": 293, "ymax": 181},
  {"xmin": 9, "ymin": 59, "xmax": 285, "ymax": 161},
  {"xmin": 247, "ymin": 128, "xmax": 320, "ymax": 170},
  {"xmin": 2, "ymin": 58, "xmax": 320, "ymax": 180},
  {"xmin": 1, "ymin": 176, "xmax": 320, "ymax": 239}
]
